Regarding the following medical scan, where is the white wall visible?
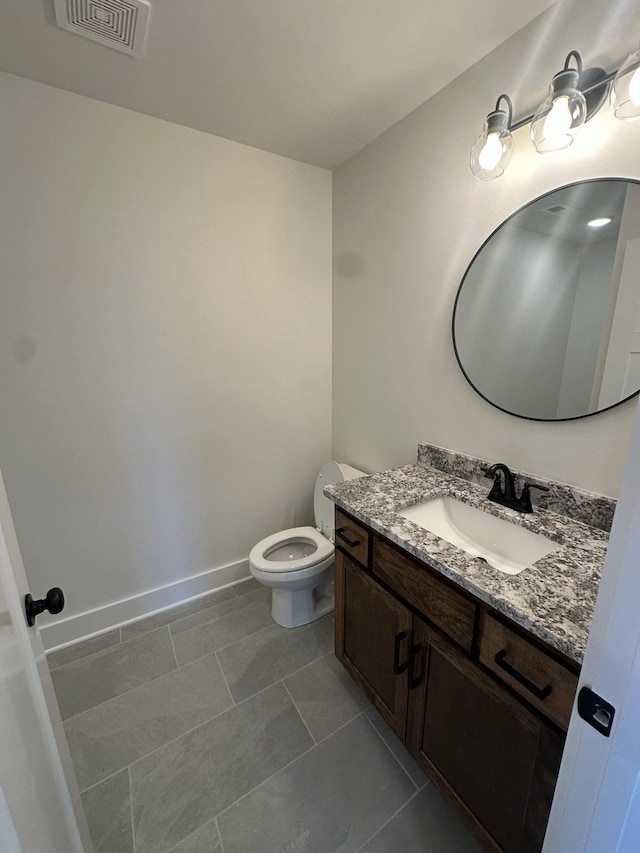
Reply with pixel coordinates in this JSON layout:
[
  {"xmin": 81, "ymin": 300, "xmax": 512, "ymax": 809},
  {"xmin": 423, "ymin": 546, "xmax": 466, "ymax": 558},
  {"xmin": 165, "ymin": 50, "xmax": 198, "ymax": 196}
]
[
  {"xmin": 0, "ymin": 72, "xmax": 332, "ymax": 644},
  {"xmin": 333, "ymin": 0, "xmax": 640, "ymax": 498}
]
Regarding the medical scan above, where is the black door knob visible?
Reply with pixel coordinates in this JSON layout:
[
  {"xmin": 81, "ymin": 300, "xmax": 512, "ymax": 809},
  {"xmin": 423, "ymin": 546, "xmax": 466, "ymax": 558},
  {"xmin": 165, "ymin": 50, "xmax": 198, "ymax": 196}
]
[{"xmin": 25, "ymin": 587, "xmax": 65, "ymax": 627}]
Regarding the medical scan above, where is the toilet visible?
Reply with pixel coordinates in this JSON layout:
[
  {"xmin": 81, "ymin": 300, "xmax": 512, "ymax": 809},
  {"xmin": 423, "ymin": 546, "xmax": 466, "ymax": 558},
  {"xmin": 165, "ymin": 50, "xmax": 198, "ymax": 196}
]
[{"xmin": 249, "ymin": 461, "xmax": 366, "ymax": 628}]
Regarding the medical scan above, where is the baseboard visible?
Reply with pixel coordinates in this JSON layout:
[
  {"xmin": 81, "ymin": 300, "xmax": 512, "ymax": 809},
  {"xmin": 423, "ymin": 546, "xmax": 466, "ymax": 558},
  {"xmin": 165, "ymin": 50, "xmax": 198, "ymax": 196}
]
[{"xmin": 40, "ymin": 557, "xmax": 251, "ymax": 651}]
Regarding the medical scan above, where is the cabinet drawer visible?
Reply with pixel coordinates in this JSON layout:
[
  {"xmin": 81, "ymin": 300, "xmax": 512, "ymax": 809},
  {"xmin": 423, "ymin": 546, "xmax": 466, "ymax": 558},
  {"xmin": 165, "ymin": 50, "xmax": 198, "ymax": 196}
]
[
  {"xmin": 334, "ymin": 509, "xmax": 370, "ymax": 569},
  {"xmin": 372, "ymin": 538, "xmax": 477, "ymax": 652},
  {"xmin": 479, "ymin": 612, "xmax": 578, "ymax": 730}
]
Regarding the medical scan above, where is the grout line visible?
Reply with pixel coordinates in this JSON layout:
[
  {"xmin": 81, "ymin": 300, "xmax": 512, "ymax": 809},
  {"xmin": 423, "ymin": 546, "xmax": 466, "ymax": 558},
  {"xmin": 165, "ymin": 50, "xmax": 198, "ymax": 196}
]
[
  {"xmin": 353, "ymin": 787, "xmax": 422, "ymax": 853},
  {"xmin": 215, "ymin": 818, "xmax": 226, "ymax": 853},
  {"xmin": 314, "ymin": 707, "xmax": 368, "ymax": 746},
  {"xmin": 168, "ymin": 629, "xmax": 179, "ymax": 669},
  {"xmin": 282, "ymin": 681, "xmax": 317, "ymax": 745},
  {"xmin": 167, "ymin": 587, "xmax": 270, "ymax": 641},
  {"xmin": 363, "ymin": 712, "xmax": 421, "ymax": 791},
  {"xmin": 61, "ymin": 627, "xmax": 178, "ymax": 724},
  {"xmin": 215, "ymin": 709, "xmax": 366, "ymax": 821},
  {"xmin": 165, "ymin": 818, "xmax": 221, "ymax": 853},
  {"xmin": 79, "ymin": 764, "xmax": 131, "ymax": 796},
  {"xmin": 124, "ymin": 677, "xmax": 309, "ymax": 779},
  {"xmin": 53, "ymin": 624, "xmax": 172, "ymax": 675},
  {"xmin": 208, "ymin": 621, "xmax": 276, "ymax": 656},
  {"xmin": 47, "ymin": 629, "xmax": 123, "ymax": 671},
  {"xmin": 128, "ymin": 765, "xmax": 136, "ymax": 853},
  {"xmin": 214, "ymin": 650, "xmax": 236, "ymax": 707}
]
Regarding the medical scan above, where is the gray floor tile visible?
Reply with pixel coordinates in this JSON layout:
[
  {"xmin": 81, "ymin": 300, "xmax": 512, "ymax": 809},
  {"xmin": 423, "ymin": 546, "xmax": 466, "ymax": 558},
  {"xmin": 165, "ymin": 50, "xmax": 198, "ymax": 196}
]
[
  {"xmin": 365, "ymin": 707, "xmax": 428, "ymax": 790},
  {"xmin": 218, "ymin": 616, "xmax": 334, "ymax": 703},
  {"xmin": 52, "ymin": 627, "xmax": 177, "ymax": 720},
  {"xmin": 81, "ymin": 769, "xmax": 133, "ymax": 853},
  {"xmin": 171, "ymin": 593, "xmax": 274, "ymax": 666},
  {"xmin": 170, "ymin": 587, "xmax": 270, "ymax": 638},
  {"xmin": 359, "ymin": 785, "xmax": 483, "ymax": 852},
  {"xmin": 47, "ymin": 630, "xmax": 121, "ymax": 671},
  {"xmin": 217, "ymin": 714, "xmax": 416, "ymax": 853},
  {"xmin": 130, "ymin": 682, "xmax": 313, "ymax": 853},
  {"xmin": 284, "ymin": 653, "xmax": 370, "ymax": 742},
  {"xmin": 66, "ymin": 653, "xmax": 233, "ymax": 790},
  {"xmin": 169, "ymin": 820, "xmax": 223, "ymax": 853},
  {"xmin": 232, "ymin": 577, "xmax": 262, "ymax": 597},
  {"xmin": 121, "ymin": 588, "xmax": 237, "ymax": 642}
]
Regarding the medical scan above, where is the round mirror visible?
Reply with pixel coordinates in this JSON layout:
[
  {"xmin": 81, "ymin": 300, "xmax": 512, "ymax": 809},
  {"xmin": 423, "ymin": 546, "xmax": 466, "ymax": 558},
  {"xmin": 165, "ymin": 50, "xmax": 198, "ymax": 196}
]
[{"xmin": 453, "ymin": 178, "xmax": 640, "ymax": 421}]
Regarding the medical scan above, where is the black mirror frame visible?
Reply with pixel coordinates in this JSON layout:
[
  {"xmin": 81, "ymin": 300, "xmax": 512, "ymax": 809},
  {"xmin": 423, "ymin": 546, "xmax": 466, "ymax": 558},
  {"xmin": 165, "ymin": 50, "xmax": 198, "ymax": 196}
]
[{"xmin": 452, "ymin": 177, "xmax": 640, "ymax": 422}]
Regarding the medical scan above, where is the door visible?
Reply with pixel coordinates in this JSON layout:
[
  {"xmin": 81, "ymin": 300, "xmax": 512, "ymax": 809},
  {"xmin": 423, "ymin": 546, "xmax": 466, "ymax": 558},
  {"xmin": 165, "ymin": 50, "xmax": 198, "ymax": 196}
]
[
  {"xmin": 543, "ymin": 395, "xmax": 640, "ymax": 853},
  {"xmin": 0, "ymin": 469, "xmax": 92, "ymax": 852},
  {"xmin": 598, "ymin": 236, "xmax": 640, "ymax": 409},
  {"xmin": 335, "ymin": 550, "xmax": 412, "ymax": 738}
]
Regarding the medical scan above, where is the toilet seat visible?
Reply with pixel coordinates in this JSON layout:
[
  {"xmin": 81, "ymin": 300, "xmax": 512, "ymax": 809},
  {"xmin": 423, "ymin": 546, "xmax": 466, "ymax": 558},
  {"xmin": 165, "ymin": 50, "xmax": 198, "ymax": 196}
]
[{"xmin": 249, "ymin": 526, "xmax": 333, "ymax": 573}]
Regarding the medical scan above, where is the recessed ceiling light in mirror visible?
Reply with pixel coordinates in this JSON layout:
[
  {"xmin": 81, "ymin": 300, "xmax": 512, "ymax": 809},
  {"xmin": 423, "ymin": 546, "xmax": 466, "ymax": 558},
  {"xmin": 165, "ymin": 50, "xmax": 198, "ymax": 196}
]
[{"xmin": 588, "ymin": 217, "xmax": 613, "ymax": 228}]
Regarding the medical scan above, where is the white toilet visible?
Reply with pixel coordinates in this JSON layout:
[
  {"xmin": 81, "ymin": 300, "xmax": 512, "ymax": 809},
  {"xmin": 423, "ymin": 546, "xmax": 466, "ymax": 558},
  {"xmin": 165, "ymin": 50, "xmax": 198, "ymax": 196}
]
[{"xmin": 249, "ymin": 461, "xmax": 365, "ymax": 628}]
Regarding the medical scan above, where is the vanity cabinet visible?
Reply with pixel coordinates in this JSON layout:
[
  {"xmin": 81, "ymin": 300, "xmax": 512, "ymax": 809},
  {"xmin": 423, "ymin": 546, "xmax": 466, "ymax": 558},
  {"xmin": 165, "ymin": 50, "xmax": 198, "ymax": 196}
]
[{"xmin": 334, "ymin": 509, "xmax": 579, "ymax": 853}]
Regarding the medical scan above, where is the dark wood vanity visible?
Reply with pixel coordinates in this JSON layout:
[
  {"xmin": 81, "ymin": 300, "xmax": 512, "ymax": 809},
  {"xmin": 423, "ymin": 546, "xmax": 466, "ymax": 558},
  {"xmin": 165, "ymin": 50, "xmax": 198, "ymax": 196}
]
[{"xmin": 334, "ymin": 507, "xmax": 580, "ymax": 853}]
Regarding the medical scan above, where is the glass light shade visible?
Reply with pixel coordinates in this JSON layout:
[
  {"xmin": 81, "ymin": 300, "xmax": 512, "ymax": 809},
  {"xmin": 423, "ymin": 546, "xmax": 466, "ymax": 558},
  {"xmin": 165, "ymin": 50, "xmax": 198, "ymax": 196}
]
[
  {"xmin": 469, "ymin": 111, "xmax": 513, "ymax": 180},
  {"xmin": 611, "ymin": 48, "xmax": 640, "ymax": 119},
  {"xmin": 530, "ymin": 69, "xmax": 587, "ymax": 153}
]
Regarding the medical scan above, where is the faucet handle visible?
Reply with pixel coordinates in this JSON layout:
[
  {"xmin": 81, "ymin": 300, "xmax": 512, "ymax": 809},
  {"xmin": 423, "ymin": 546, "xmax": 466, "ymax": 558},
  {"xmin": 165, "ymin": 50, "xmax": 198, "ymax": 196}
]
[
  {"xmin": 524, "ymin": 482, "xmax": 550, "ymax": 493},
  {"xmin": 518, "ymin": 482, "xmax": 549, "ymax": 514}
]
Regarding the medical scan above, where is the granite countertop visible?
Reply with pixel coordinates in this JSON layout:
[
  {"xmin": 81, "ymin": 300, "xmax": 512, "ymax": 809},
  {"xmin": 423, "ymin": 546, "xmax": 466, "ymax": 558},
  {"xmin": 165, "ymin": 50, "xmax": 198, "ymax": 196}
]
[{"xmin": 325, "ymin": 463, "xmax": 609, "ymax": 664}]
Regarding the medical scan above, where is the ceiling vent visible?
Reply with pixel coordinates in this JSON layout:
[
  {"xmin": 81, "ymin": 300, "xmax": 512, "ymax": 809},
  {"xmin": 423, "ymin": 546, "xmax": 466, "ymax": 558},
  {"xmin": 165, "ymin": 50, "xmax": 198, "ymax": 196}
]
[
  {"xmin": 543, "ymin": 204, "xmax": 572, "ymax": 216},
  {"xmin": 53, "ymin": 0, "xmax": 151, "ymax": 58}
]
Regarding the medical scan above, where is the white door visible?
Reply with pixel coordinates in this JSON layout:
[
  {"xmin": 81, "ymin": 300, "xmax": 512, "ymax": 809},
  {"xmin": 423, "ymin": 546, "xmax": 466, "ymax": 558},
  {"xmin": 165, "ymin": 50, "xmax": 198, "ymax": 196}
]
[
  {"xmin": 598, "ymin": 236, "xmax": 640, "ymax": 409},
  {"xmin": 543, "ymin": 395, "xmax": 640, "ymax": 852},
  {"xmin": 0, "ymin": 469, "xmax": 92, "ymax": 853}
]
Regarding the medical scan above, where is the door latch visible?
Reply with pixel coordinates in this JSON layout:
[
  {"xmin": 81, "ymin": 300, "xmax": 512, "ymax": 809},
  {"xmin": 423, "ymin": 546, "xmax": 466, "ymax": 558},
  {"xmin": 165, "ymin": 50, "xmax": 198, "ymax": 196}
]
[{"xmin": 577, "ymin": 686, "xmax": 615, "ymax": 737}]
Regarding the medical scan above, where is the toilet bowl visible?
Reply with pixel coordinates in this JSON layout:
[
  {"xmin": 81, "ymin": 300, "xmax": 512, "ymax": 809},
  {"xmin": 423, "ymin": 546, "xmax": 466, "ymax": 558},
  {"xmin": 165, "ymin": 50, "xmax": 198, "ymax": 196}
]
[{"xmin": 249, "ymin": 461, "xmax": 365, "ymax": 628}]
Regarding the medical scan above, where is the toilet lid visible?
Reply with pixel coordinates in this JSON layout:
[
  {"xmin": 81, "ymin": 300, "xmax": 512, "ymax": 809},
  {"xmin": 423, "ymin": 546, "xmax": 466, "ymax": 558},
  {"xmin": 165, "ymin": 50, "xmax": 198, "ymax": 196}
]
[
  {"xmin": 314, "ymin": 461, "xmax": 346, "ymax": 537},
  {"xmin": 249, "ymin": 526, "xmax": 334, "ymax": 573}
]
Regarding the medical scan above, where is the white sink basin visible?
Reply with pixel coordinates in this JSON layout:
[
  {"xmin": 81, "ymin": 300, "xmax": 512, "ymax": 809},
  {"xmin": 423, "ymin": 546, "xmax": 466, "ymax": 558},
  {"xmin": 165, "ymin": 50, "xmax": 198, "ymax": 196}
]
[{"xmin": 397, "ymin": 495, "xmax": 559, "ymax": 575}]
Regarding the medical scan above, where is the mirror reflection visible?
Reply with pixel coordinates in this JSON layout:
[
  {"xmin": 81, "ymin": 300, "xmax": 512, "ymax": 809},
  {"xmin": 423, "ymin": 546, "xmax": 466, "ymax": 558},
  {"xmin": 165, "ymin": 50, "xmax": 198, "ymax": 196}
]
[{"xmin": 453, "ymin": 179, "xmax": 640, "ymax": 420}]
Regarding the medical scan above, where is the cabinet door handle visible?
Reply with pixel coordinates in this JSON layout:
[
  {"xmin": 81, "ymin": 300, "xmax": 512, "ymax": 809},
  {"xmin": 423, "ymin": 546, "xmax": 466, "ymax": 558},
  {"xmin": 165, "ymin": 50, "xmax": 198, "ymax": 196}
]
[
  {"xmin": 408, "ymin": 643, "xmax": 423, "ymax": 690},
  {"xmin": 393, "ymin": 631, "xmax": 408, "ymax": 675},
  {"xmin": 494, "ymin": 649, "xmax": 552, "ymax": 700},
  {"xmin": 336, "ymin": 527, "xmax": 360, "ymax": 548}
]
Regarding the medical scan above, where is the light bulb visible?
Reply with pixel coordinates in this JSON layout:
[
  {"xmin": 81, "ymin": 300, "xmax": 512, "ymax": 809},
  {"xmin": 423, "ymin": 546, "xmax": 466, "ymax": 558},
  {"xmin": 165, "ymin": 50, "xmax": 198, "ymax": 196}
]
[
  {"xmin": 611, "ymin": 48, "xmax": 640, "ymax": 119},
  {"xmin": 477, "ymin": 133, "xmax": 503, "ymax": 171},
  {"xmin": 628, "ymin": 68, "xmax": 640, "ymax": 105},
  {"xmin": 543, "ymin": 96, "xmax": 573, "ymax": 144},
  {"xmin": 469, "ymin": 98, "xmax": 513, "ymax": 180}
]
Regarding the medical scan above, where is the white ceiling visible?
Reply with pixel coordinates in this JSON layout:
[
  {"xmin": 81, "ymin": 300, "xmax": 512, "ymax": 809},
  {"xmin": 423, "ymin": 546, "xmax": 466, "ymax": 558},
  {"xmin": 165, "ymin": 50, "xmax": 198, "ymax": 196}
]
[{"xmin": 0, "ymin": 0, "xmax": 554, "ymax": 168}]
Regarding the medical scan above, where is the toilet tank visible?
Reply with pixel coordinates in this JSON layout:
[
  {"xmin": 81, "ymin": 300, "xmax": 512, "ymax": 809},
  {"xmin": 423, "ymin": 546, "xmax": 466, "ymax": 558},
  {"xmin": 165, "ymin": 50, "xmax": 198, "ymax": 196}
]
[{"xmin": 314, "ymin": 461, "xmax": 366, "ymax": 538}]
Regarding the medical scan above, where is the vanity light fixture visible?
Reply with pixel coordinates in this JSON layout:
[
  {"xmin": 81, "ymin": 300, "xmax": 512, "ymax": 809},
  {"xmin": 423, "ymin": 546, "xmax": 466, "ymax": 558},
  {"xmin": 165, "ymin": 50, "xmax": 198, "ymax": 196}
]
[
  {"xmin": 611, "ymin": 48, "xmax": 640, "ymax": 119},
  {"xmin": 587, "ymin": 217, "xmax": 613, "ymax": 227},
  {"xmin": 470, "ymin": 47, "xmax": 640, "ymax": 180},
  {"xmin": 469, "ymin": 94, "xmax": 514, "ymax": 180}
]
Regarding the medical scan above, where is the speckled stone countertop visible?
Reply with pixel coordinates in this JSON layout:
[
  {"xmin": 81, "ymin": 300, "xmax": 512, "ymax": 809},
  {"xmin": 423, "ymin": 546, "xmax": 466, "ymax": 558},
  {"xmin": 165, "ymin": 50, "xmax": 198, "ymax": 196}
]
[{"xmin": 325, "ymin": 464, "xmax": 609, "ymax": 665}]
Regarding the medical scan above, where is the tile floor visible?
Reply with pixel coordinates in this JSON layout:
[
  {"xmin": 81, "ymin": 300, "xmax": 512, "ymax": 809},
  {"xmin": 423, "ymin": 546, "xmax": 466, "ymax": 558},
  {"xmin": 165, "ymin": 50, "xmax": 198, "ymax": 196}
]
[{"xmin": 49, "ymin": 578, "xmax": 483, "ymax": 853}]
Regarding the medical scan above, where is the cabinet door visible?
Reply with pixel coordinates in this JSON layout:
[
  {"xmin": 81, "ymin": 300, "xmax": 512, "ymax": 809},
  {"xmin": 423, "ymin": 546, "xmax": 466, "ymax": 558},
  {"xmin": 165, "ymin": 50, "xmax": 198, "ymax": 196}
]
[
  {"xmin": 407, "ymin": 623, "xmax": 564, "ymax": 853},
  {"xmin": 335, "ymin": 550, "xmax": 412, "ymax": 739}
]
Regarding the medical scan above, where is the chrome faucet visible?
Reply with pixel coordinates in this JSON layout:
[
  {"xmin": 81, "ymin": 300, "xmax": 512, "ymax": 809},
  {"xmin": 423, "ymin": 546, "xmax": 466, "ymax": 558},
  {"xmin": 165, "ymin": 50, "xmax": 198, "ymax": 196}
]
[{"xmin": 483, "ymin": 462, "xmax": 549, "ymax": 514}]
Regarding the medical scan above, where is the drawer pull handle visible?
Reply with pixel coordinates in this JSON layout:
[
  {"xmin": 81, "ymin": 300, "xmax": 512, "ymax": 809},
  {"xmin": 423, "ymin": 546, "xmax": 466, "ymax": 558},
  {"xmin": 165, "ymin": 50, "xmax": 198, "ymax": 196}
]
[
  {"xmin": 494, "ymin": 649, "xmax": 552, "ymax": 700},
  {"xmin": 336, "ymin": 528, "xmax": 361, "ymax": 548},
  {"xmin": 393, "ymin": 631, "xmax": 408, "ymax": 675},
  {"xmin": 408, "ymin": 643, "xmax": 423, "ymax": 690}
]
